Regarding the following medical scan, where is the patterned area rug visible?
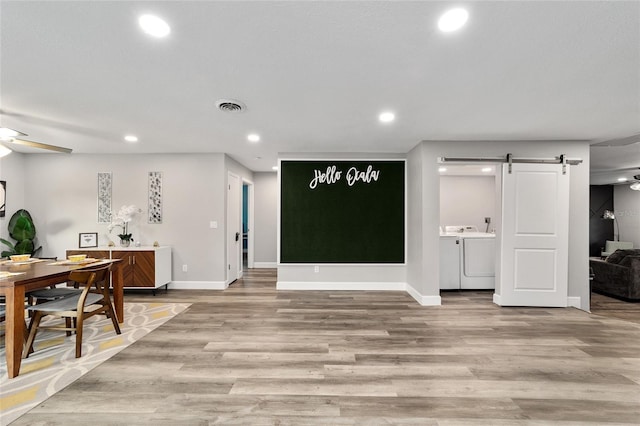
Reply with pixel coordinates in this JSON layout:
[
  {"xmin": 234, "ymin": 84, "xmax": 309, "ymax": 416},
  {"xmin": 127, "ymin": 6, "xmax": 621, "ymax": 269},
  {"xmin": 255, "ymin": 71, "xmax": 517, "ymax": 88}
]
[{"xmin": 0, "ymin": 302, "xmax": 190, "ymax": 425}]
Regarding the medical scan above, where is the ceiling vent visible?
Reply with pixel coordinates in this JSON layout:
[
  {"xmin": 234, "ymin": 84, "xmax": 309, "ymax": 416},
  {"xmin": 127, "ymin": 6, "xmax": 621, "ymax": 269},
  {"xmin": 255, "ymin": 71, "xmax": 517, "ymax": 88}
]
[{"xmin": 216, "ymin": 99, "xmax": 246, "ymax": 113}]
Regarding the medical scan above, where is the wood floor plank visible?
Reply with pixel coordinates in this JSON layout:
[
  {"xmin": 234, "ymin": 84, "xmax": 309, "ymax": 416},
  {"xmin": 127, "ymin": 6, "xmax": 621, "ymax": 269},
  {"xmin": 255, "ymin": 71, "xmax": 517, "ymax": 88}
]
[
  {"xmin": 12, "ymin": 270, "xmax": 640, "ymax": 425},
  {"xmin": 393, "ymin": 379, "xmax": 640, "ymax": 403}
]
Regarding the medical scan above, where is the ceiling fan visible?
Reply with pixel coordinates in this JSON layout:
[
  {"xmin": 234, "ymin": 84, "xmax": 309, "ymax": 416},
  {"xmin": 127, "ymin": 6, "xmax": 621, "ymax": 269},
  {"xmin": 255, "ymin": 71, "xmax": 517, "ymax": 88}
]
[{"xmin": 0, "ymin": 127, "xmax": 72, "ymax": 156}]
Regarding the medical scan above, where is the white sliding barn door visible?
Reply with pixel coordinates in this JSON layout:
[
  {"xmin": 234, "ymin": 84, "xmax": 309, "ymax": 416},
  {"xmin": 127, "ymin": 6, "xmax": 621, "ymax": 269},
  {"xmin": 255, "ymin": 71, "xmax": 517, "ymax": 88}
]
[{"xmin": 499, "ymin": 163, "xmax": 569, "ymax": 307}]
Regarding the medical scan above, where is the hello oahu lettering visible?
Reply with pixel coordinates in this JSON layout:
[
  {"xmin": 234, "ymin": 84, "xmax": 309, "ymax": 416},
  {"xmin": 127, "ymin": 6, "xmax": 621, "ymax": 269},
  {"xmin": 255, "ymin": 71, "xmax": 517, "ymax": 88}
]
[{"xmin": 309, "ymin": 165, "xmax": 380, "ymax": 189}]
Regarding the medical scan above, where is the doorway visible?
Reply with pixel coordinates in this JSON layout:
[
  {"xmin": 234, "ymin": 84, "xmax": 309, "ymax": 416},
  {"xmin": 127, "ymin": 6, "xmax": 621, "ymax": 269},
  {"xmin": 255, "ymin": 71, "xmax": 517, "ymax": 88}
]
[
  {"xmin": 242, "ymin": 179, "xmax": 254, "ymax": 271},
  {"xmin": 438, "ymin": 163, "xmax": 500, "ymax": 295},
  {"xmin": 438, "ymin": 157, "xmax": 574, "ymax": 308},
  {"xmin": 227, "ymin": 172, "xmax": 241, "ymax": 284}
]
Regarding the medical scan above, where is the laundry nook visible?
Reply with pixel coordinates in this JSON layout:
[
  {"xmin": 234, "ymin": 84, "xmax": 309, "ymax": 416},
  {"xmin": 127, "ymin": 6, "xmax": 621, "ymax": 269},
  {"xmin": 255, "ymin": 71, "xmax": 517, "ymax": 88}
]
[
  {"xmin": 440, "ymin": 227, "xmax": 496, "ymax": 290},
  {"xmin": 439, "ymin": 166, "xmax": 497, "ymax": 290}
]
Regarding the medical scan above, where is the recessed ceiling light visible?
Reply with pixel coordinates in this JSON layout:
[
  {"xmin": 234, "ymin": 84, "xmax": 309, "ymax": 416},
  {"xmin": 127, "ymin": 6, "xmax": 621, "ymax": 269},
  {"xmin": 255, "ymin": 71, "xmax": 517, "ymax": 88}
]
[
  {"xmin": 438, "ymin": 167, "xmax": 447, "ymax": 172},
  {"xmin": 272, "ymin": 166, "xmax": 279, "ymax": 171},
  {"xmin": 138, "ymin": 14, "xmax": 171, "ymax": 38},
  {"xmin": 124, "ymin": 135, "xmax": 138, "ymax": 143},
  {"xmin": 482, "ymin": 167, "xmax": 492, "ymax": 173},
  {"xmin": 438, "ymin": 8, "xmax": 469, "ymax": 32},
  {"xmin": 379, "ymin": 112, "xmax": 395, "ymax": 123},
  {"xmin": 247, "ymin": 134, "xmax": 260, "ymax": 143},
  {"xmin": 617, "ymin": 177, "xmax": 628, "ymax": 182}
]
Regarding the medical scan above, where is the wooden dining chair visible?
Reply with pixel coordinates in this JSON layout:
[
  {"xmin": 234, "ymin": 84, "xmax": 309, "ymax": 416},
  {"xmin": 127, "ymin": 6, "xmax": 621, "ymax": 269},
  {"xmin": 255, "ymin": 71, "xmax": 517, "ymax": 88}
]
[
  {"xmin": 24, "ymin": 264, "xmax": 121, "ymax": 358},
  {"xmin": 28, "ymin": 285, "xmax": 80, "ymax": 305},
  {"xmin": 26, "ymin": 257, "xmax": 82, "ymax": 305}
]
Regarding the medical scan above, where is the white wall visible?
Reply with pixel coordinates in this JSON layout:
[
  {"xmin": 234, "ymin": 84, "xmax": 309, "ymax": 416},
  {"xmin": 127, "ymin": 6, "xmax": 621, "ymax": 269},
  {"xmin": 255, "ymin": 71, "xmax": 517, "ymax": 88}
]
[
  {"xmin": 440, "ymin": 176, "xmax": 496, "ymax": 232},
  {"xmin": 408, "ymin": 140, "xmax": 591, "ymax": 311},
  {"xmin": 406, "ymin": 143, "xmax": 439, "ymax": 305},
  {"xmin": 22, "ymin": 153, "xmax": 233, "ymax": 286},
  {"xmin": 614, "ymin": 185, "xmax": 640, "ymax": 247},
  {"xmin": 225, "ymin": 155, "xmax": 254, "ymax": 184},
  {"xmin": 253, "ymin": 172, "xmax": 277, "ymax": 266},
  {"xmin": 406, "ymin": 143, "xmax": 440, "ymax": 302}
]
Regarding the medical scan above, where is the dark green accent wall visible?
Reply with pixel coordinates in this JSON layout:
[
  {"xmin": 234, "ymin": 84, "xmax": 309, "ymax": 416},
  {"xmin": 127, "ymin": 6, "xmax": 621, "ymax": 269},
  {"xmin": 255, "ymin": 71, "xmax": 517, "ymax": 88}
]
[{"xmin": 280, "ymin": 160, "xmax": 405, "ymax": 263}]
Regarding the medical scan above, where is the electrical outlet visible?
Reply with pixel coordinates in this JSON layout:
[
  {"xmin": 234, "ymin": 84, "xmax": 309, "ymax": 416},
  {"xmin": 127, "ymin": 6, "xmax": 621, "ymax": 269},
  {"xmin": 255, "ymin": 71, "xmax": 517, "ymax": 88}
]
[
  {"xmin": 484, "ymin": 217, "xmax": 491, "ymax": 223},
  {"xmin": 182, "ymin": 264, "xmax": 188, "ymax": 272},
  {"xmin": 314, "ymin": 265, "xmax": 319, "ymax": 273}
]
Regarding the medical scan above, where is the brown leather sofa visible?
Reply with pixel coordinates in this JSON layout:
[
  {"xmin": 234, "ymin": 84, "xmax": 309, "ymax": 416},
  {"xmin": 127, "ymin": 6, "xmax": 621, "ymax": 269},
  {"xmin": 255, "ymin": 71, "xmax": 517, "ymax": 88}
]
[{"xmin": 589, "ymin": 249, "xmax": 640, "ymax": 301}]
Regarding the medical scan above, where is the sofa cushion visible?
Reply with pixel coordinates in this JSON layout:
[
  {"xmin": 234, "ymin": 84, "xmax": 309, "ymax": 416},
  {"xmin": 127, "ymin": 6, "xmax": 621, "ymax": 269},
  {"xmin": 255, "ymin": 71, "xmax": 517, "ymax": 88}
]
[
  {"xmin": 606, "ymin": 249, "xmax": 640, "ymax": 264},
  {"xmin": 619, "ymin": 254, "xmax": 640, "ymax": 268}
]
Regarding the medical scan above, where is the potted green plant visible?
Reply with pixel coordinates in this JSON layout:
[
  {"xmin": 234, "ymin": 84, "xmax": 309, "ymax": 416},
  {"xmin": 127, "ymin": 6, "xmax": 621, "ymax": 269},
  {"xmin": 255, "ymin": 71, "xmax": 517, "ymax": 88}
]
[{"xmin": 1, "ymin": 209, "xmax": 42, "ymax": 257}]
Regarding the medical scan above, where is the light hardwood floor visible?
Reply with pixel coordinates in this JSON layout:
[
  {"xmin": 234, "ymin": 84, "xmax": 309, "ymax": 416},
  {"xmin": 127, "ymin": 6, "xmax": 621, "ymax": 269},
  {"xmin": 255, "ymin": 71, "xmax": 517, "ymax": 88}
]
[{"xmin": 14, "ymin": 269, "xmax": 640, "ymax": 425}]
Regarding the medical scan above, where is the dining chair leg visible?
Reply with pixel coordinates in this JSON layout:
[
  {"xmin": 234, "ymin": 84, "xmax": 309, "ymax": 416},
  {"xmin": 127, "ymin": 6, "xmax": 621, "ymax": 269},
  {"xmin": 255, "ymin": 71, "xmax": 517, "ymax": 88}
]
[
  {"xmin": 65, "ymin": 317, "xmax": 72, "ymax": 336},
  {"xmin": 106, "ymin": 303, "xmax": 122, "ymax": 335},
  {"xmin": 24, "ymin": 312, "xmax": 43, "ymax": 359},
  {"xmin": 75, "ymin": 315, "xmax": 83, "ymax": 358},
  {"xmin": 23, "ymin": 319, "xmax": 34, "ymax": 355},
  {"xmin": 23, "ymin": 319, "xmax": 29, "ymax": 342}
]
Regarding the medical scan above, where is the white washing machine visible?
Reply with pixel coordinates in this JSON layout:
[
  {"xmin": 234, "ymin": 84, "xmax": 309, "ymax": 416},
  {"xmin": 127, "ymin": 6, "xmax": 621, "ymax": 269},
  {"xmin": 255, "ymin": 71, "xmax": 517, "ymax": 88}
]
[
  {"xmin": 460, "ymin": 233, "xmax": 495, "ymax": 289},
  {"xmin": 440, "ymin": 231, "xmax": 496, "ymax": 290}
]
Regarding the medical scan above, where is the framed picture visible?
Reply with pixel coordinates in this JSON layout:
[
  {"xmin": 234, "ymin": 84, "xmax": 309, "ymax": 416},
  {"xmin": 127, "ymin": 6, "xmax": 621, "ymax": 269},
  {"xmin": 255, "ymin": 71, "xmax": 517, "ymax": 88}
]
[
  {"xmin": 79, "ymin": 232, "xmax": 98, "ymax": 248},
  {"xmin": 0, "ymin": 180, "xmax": 6, "ymax": 218}
]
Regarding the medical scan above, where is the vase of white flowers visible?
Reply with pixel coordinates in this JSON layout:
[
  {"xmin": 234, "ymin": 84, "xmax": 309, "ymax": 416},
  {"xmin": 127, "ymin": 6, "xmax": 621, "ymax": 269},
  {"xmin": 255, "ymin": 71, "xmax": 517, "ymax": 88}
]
[{"xmin": 108, "ymin": 205, "xmax": 142, "ymax": 246}]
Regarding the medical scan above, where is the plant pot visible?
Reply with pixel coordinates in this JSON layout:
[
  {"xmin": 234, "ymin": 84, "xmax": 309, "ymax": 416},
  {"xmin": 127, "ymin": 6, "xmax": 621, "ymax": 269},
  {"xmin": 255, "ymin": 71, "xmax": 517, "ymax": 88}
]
[{"xmin": 120, "ymin": 239, "xmax": 131, "ymax": 247}]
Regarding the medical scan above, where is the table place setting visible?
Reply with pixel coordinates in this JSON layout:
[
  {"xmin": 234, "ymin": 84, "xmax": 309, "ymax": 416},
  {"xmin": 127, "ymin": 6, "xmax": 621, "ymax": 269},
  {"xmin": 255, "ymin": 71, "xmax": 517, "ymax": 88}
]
[{"xmin": 48, "ymin": 255, "xmax": 102, "ymax": 266}]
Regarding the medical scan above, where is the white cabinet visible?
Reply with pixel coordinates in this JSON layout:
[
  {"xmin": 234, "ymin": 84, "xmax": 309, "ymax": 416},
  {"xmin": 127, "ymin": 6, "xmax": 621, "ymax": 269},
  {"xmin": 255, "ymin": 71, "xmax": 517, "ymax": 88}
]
[{"xmin": 439, "ymin": 236, "xmax": 460, "ymax": 290}]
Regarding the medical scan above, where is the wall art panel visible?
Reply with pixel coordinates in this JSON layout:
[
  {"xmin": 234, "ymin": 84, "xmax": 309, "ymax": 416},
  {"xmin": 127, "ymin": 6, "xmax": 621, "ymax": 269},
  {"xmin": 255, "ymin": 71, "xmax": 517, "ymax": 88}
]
[
  {"xmin": 148, "ymin": 171, "xmax": 163, "ymax": 223},
  {"xmin": 97, "ymin": 172, "xmax": 112, "ymax": 223}
]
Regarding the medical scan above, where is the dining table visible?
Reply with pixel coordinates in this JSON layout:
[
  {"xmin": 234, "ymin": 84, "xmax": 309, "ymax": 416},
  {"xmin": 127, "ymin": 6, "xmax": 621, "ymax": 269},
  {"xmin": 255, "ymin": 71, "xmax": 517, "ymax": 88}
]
[{"xmin": 0, "ymin": 257, "xmax": 124, "ymax": 379}]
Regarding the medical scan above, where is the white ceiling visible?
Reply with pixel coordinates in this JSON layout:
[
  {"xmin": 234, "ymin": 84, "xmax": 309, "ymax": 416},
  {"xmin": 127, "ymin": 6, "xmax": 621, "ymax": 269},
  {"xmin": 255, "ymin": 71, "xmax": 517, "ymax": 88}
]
[{"xmin": 1, "ymin": 1, "xmax": 638, "ymax": 180}]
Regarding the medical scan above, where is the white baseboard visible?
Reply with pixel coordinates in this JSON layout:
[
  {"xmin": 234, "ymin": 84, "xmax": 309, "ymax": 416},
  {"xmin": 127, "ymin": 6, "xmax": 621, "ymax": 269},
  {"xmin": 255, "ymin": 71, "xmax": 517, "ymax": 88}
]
[
  {"xmin": 494, "ymin": 293, "xmax": 581, "ymax": 310},
  {"xmin": 277, "ymin": 281, "xmax": 443, "ymax": 306},
  {"xmin": 567, "ymin": 296, "xmax": 581, "ymax": 310},
  {"xmin": 406, "ymin": 284, "xmax": 442, "ymax": 306},
  {"xmin": 169, "ymin": 281, "xmax": 228, "ymax": 290},
  {"xmin": 277, "ymin": 281, "xmax": 406, "ymax": 291},
  {"xmin": 254, "ymin": 262, "xmax": 277, "ymax": 268}
]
